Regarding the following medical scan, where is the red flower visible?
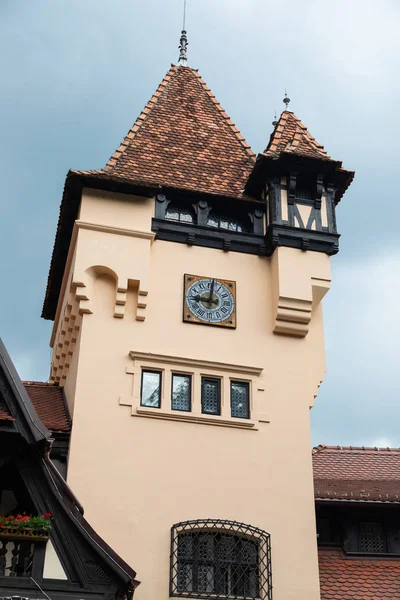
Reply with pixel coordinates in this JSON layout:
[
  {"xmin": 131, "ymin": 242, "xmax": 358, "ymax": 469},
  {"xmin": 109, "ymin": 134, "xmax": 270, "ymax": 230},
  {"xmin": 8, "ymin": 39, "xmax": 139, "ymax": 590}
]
[{"xmin": 43, "ymin": 512, "xmax": 52, "ymax": 519}]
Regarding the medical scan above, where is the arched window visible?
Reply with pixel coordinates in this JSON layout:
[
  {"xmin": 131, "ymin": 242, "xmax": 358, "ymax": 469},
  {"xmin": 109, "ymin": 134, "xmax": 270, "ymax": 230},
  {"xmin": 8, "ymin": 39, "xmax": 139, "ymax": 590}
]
[
  {"xmin": 207, "ymin": 213, "xmax": 249, "ymax": 233},
  {"xmin": 166, "ymin": 205, "xmax": 194, "ymax": 224},
  {"xmin": 170, "ymin": 519, "xmax": 272, "ymax": 600}
]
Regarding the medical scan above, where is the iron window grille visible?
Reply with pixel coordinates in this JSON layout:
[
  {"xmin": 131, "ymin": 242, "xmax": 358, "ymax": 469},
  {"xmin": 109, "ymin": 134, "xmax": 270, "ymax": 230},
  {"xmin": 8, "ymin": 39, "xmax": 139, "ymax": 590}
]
[
  {"xmin": 201, "ymin": 378, "xmax": 221, "ymax": 416},
  {"xmin": 172, "ymin": 374, "xmax": 192, "ymax": 412},
  {"xmin": 230, "ymin": 382, "xmax": 250, "ymax": 419},
  {"xmin": 170, "ymin": 519, "xmax": 272, "ymax": 600},
  {"xmin": 141, "ymin": 370, "xmax": 162, "ymax": 408}
]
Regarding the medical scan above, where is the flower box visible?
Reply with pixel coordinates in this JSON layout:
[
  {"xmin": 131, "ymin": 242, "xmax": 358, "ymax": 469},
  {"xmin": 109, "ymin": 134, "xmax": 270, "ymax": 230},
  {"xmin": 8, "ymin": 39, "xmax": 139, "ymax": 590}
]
[
  {"xmin": 0, "ymin": 513, "xmax": 52, "ymax": 542},
  {"xmin": 0, "ymin": 526, "xmax": 49, "ymax": 542}
]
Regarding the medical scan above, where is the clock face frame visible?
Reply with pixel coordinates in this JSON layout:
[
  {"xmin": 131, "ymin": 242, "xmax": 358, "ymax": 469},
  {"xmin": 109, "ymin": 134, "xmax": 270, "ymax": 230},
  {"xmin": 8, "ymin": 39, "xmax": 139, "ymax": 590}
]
[{"xmin": 183, "ymin": 274, "xmax": 237, "ymax": 329}]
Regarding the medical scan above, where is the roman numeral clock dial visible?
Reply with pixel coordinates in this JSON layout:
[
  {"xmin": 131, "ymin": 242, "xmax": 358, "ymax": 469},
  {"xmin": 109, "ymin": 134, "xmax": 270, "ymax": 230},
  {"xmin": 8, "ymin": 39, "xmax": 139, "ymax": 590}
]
[{"xmin": 183, "ymin": 274, "xmax": 236, "ymax": 328}]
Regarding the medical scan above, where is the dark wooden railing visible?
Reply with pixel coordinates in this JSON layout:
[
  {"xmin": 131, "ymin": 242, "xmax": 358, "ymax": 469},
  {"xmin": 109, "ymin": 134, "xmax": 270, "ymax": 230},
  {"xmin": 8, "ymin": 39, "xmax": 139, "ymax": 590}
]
[{"xmin": 0, "ymin": 533, "xmax": 47, "ymax": 578}]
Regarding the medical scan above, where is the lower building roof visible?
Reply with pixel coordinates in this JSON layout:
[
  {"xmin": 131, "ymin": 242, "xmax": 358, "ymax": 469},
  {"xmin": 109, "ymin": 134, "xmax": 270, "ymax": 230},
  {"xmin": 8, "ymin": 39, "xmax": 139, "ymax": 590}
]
[{"xmin": 319, "ymin": 548, "xmax": 400, "ymax": 600}]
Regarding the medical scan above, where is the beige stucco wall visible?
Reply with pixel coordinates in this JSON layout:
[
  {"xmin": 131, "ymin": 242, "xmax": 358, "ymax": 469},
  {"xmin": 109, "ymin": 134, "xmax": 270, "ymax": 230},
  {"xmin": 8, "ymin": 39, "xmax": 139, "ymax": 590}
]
[{"xmin": 53, "ymin": 188, "xmax": 331, "ymax": 600}]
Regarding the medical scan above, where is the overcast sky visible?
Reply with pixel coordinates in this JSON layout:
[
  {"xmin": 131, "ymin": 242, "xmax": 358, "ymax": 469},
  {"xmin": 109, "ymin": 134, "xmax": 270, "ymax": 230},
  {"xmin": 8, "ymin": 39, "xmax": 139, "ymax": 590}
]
[{"xmin": 1, "ymin": 0, "xmax": 399, "ymax": 447}]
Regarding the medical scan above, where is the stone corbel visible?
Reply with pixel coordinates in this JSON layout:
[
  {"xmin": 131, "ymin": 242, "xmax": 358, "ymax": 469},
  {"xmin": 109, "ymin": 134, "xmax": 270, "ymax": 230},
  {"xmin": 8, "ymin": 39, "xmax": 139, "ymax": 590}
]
[{"xmin": 271, "ymin": 246, "xmax": 331, "ymax": 337}]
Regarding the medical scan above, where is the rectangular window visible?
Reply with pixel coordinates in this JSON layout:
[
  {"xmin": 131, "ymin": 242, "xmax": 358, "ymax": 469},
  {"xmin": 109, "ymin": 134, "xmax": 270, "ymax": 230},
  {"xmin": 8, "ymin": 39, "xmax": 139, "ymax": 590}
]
[
  {"xmin": 231, "ymin": 381, "xmax": 250, "ymax": 419},
  {"xmin": 141, "ymin": 370, "xmax": 162, "ymax": 408},
  {"xmin": 201, "ymin": 377, "xmax": 221, "ymax": 415},
  {"xmin": 172, "ymin": 374, "xmax": 192, "ymax": 412}
]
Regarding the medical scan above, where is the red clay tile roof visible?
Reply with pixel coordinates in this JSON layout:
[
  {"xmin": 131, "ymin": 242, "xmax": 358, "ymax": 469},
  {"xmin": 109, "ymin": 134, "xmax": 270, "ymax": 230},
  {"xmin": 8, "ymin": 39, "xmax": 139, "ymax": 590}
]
[
  {"xmin": 23, "ymin": 382, "xmax": 71, "ymax": 432},
  {"xmin": 319, "ymin": 548, "xmax": 400, "ymax": 599},
  {"xmin": 78, "ymin": 65, "xmax": 256, "ymax": 199},
  {"xmin": 313, "ymin": 445, "xmax": 400, "ymax": 502},
  {"xmin": 264, "ymin": 111, "xmax": 334, "ymax": 162}
]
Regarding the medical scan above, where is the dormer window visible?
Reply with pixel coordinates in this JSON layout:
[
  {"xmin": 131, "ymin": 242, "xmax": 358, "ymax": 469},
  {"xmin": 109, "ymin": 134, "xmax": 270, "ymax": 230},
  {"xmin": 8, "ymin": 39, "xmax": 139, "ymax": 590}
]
[
  {"xmin": 207, "ymin": 213, "xmax": 249, "ymax": 233},
  {"xmin": 166, "ymin": 205, "xmax": 194, "ymax": 224}
]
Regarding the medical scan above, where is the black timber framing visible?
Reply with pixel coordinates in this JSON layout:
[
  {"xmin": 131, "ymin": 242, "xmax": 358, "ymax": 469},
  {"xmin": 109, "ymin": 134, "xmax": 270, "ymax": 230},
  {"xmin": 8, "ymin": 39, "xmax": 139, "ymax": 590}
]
[{"xmin": 0, "ymin": 338, "xmax": 139, "ymax": 600}]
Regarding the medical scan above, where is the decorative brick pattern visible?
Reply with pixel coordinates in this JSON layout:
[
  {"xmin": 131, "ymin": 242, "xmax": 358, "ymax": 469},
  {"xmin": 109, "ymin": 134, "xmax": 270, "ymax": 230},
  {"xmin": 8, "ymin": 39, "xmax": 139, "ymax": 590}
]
[{"xmin": 319, "ymin": 548, "xmax": 400, "ymax": 599}]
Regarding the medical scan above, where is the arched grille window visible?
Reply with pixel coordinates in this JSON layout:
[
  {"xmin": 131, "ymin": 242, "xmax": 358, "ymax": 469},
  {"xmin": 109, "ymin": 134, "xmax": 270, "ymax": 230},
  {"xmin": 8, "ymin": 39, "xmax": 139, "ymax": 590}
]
[
  {"xmin": 170, "ymin": 519, "xmax": 272, "ymax": 600},
  {"xmin": 207, "ymin": 214, "xmax": 249, "ymax": 233},
  {"xmin": 166, "ymin": 205, "xmax": 194, "ymax": 224}
]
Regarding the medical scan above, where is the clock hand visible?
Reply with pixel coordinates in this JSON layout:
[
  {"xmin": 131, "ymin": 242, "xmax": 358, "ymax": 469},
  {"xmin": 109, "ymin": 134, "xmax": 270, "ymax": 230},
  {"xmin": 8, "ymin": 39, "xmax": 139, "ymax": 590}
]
[
  {"xmin": 206, "ymin": 279, "xmax": 216, "ymax": 306},
  {"xmin": 189, "ymin": 294, "xmax": 218, "ymax": 305}
]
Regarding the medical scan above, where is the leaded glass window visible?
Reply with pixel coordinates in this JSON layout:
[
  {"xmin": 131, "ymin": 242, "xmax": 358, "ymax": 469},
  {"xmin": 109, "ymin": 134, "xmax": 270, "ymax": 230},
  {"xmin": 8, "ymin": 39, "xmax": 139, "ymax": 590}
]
[
  {"xmin": 231, "ymin": 381, "xmax": 250, "ymax": 419},
  {"xmin": 360, "ymin": 522, "xmax": 386, "ymax": 554},
  {"xmin": 170, "ymin": 519, "xmax": 272, "ymax": 600},
  {"xmin": 201, "ymin": 378, "xmax": 221, "ymax": 415},
  {"xmin": 172, "ymin": 374, "xmax": 192, "ymax": 412},
  {"xmin": 141, "ymin": 371, "xmax": 162, "ymax": 408},
  {"xmin": 207, "ymin": 213, "xmax": 249, "ymax": 233},
  {"xmin": 166, "ymin": 205, "xmax": 194, "ymax": 224}
]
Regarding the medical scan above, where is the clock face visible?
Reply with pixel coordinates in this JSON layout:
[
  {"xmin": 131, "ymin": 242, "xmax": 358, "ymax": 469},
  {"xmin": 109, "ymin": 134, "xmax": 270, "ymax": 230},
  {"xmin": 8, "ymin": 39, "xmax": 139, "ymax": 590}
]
[{"xmin": 183, "ymin": 274, "xmax": 236, "ymax": 328}]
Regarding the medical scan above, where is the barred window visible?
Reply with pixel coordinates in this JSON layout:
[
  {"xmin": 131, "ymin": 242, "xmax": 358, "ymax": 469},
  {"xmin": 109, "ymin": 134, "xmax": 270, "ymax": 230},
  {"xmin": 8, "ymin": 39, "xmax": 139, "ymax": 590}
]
[
  {"xmin": 207, "ymin": 214, "xmax": 249, "ymax": 233},
  {"xmin": 201, "ymin": 378, "xmax": 221, "ymax": 416},
  {"xmin": 360, "ymin": 522, "xmax": 386, "ymax": 554},
  {"xmin": 141, "ymin": 371, "xmax": 162, "ymax": 408},
  {"xmin": 170, "ymin": 519, "xmax": 272, "ymax": 600},
  {"xmin": 172, "ymin": 374, "xmax": 192, "ymax": 412},
  {"xmin": 231, "ymin": 382, "xmax": 250, "ymax": 419},
  {"xmin": 166, "ymin": 205, "xmax": 194, "ymax": 224}
]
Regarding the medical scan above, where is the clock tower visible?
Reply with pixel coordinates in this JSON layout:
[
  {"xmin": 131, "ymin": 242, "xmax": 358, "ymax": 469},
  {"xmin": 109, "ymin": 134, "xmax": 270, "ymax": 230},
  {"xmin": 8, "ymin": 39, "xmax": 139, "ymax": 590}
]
[{"xmin": 42, "ymin": 57, "xmax": 353, "ymax": 600}]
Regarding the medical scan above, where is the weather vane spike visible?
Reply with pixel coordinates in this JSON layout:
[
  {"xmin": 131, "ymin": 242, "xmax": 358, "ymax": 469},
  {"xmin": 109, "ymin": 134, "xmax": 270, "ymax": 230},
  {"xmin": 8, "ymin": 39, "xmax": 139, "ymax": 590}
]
[
  {"xmin": 283, "ymin": 89, "xmax": 290, "ymax": 110},
  {"xmin": 178, "ymin": 0, "xmax": 188, "ymax": 66},
  {"xmin": 272, "ymin": 111, "xmax": 278, "ymax": 128}
]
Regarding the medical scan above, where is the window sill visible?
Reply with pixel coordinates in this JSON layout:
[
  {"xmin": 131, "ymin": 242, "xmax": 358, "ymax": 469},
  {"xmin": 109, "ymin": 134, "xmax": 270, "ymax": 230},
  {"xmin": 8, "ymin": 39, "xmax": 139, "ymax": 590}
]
[{"xmin": 135, "ymin": 406, "xmax": 258, "ymax": 430}]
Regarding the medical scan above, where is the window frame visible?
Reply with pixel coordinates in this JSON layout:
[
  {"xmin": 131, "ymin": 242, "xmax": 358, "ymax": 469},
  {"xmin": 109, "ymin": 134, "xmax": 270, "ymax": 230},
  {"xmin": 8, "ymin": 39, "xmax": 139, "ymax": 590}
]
[
  {"xmin": 207, "ymin": 213, "xmax": 250, "ymax": 234},
  {"xmin": 201, "ymin": 377, "xmax": 221, "ymax": 416},
  {"xmin": 171, "ymin": 373, "xmax": 192, "ymax": 413},
  {"xmin": 170, "ymin": 519, "xmax": 272, "ymax": 600},
  {"xmin": 165, "ymin": 204, "xmax": 195, "ymax": 225},
  {"xmin": 230, "ymin": 380, "xmax": 250, "ymax": 419},
  {"xmin": 140, "ymin": 369, "xmax": 162, "ymax": 409}
]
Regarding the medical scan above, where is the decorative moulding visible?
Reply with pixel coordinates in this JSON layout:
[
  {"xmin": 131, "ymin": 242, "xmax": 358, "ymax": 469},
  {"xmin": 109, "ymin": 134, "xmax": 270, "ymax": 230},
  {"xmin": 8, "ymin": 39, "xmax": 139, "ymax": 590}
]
[
  {"xmin": 75, "ymin": 220, "xmax": 156, "ymax": 241},
  {"xmin": 127, "ymin": 351, "xmax": 263, "ymax": 376}
]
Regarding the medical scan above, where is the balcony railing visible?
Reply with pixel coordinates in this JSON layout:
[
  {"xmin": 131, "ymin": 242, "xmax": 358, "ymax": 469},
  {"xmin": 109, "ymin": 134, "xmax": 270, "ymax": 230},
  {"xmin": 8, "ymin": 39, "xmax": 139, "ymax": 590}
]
[{"xmin": 0, "ymin": 531, "xmax": 47, "ymax": 578}]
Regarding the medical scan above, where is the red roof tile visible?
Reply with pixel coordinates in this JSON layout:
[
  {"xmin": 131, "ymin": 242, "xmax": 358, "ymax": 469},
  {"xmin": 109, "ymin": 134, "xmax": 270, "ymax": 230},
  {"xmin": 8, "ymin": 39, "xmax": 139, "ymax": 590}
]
[
  {"xmin": 78, "ymin": 65, "xmax": 256, "ymax": 199},
  {"xmin": 313, "ymin": 445, "xmax": 400, "ymax": 502},
  {"xmin": 264, "ymin": 111, "xmax": 334, "ymax": 162},
  {"xmin": 23, "ymin": 382, "xmax": 71, "ymax": 432},
  {"xmin": 319, "ymin": 548, "xmax": 400, "ymax": 599}
]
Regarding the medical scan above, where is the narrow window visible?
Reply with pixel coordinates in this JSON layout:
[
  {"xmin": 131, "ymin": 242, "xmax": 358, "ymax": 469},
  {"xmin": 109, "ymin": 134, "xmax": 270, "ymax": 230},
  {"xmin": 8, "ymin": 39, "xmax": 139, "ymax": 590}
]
[
  {"xmin": 231, "ymin": 381, "xmax": 250, "ymax": 419},
  {"xmin": 172, "ymin": 374, "xmax": 192, "ymax": 412},
  {"xmin": 201, "ymin": 378, "xmax": 221, "ymax": 415},
  {"xmin": 141, "ymin": 371, "xmax": 162, "ymax": 408}
]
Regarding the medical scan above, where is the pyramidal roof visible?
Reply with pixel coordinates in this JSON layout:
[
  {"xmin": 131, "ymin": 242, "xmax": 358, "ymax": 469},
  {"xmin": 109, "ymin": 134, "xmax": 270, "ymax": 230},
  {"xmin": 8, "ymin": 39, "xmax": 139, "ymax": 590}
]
[
  {"xmin": 79, "ymin": 65, "xmax": 256, "ymax": 199},
  {"xmin": 264, "ymin": 111, "xmax": 334, "ymax": 162}
]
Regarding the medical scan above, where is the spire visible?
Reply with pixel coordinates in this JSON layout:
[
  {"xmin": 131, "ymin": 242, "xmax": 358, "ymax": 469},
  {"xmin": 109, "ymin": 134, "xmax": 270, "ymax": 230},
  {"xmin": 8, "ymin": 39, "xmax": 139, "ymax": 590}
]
[
  {"xmin": 283, "ymin": 90, "xmax": 290, "ymax": 110},
  {"xmin": 178, "ymin": 29, "xmax": 188, "ymax": 66},
  {"xmin": 178, "ymin": 0, "xmax": 188, "ymax": 66},
  {"xmin": 272, "ymin": 112, "xmax": 278, "ymax": 128}
]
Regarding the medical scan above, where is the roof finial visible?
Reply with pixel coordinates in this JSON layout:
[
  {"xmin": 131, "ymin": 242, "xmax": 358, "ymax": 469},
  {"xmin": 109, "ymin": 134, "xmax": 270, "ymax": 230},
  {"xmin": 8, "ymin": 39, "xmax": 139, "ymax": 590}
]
[
  {"xmin": 272, "ymin": 111, "xmax": 278, "ymax": 128},
  {"xmin": 178, "ymin": 0, "xmax": 188, "ymax": 66},
  {"xmin": 283, "ymin": 89, "xmax": 290, "ymax": 110}
]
